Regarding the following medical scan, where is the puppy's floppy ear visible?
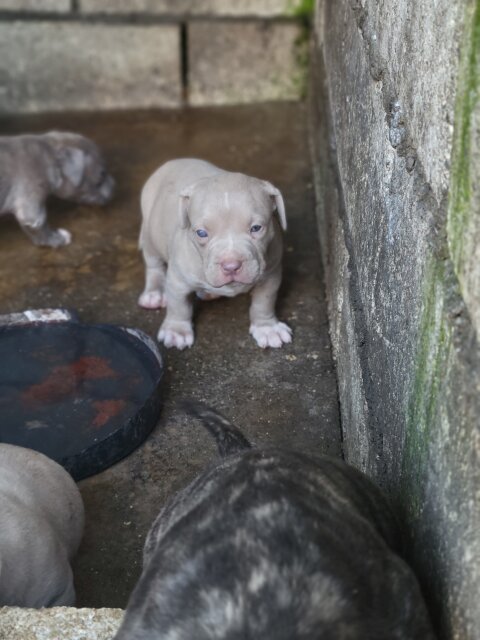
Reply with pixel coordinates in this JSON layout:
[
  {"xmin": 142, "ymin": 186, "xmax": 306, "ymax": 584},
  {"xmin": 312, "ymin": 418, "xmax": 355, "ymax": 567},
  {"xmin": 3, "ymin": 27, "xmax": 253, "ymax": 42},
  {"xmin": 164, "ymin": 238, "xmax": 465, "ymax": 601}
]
[
  {"xmin": 179, "ymin": 184, "xmax": 195, "ymax": 229},
  {"xmin": 57, "ymin": 146, "xmax": 86, "ymax": 188},
  {"xmin": 263, "ymin": 181, "xmax": 287, "ymax": 231}
]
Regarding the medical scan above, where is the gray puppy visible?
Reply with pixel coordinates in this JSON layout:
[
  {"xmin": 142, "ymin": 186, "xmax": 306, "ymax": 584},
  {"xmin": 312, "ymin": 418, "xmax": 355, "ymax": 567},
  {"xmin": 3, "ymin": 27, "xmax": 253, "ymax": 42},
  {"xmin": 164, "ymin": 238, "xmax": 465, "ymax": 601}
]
[
  {"xmin": 114, "ymin": 404, "xmax": 435, "ymax": 640},
  {"xmin": 0, "ymin": 444, "xmax": 84, "ymax": 607},
  {"xmin": 139, "ymin": 159, "xmax": 291, "ymax": 349},
  {"xmin": 0, "ymin": 131, "xmax": 114, "ymax": 247}
]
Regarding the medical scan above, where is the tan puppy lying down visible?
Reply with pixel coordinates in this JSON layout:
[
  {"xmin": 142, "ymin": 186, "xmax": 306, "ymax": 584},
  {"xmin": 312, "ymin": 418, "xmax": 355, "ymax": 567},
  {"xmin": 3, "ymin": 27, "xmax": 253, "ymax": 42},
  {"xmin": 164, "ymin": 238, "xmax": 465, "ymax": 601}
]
[
  {"xmin": 138, "ymin": 159, "xmax": 292, "ymax": 349},
  {"xmin": 0, "ymin": 444, "xmax": 84, "ymax": 607}
]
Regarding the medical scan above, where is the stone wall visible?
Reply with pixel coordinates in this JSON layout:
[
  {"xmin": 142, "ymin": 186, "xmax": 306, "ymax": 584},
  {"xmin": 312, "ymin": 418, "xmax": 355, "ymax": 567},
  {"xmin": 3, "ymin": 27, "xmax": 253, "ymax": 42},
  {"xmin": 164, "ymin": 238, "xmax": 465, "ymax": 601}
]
[
  {"xmin": 310, "ymin": 1, "xmax": 479, "ymax": 639},
  {"xmin": 0, "ymin": 606, "xmax": 123, "ymax": 639},
  {"xmin": 0, "ymin": 0, "xmax": 309, "ymax": 113}
]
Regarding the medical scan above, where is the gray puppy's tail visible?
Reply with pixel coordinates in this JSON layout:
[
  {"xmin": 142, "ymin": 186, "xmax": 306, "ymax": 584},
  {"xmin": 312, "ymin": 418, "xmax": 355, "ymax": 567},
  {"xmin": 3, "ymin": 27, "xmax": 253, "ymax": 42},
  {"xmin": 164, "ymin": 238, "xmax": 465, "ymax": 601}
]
[{"xmin": 181, "ymin": 401, "xmax": 252, "ymax": 458}]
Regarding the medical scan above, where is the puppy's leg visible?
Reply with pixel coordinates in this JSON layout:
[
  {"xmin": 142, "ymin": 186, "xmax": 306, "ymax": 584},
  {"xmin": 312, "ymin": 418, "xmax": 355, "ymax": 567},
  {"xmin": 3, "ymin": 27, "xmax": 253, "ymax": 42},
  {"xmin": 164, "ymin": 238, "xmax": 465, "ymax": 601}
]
[
  {"xmin": 138, "ymin": 250, "xmax": 167, "ymax": 309},
  {"xmin": 47, "ymin": 564, "xmax": 76, "ymax": 607},
  {"xmin": 249, "ymin": 266, "xmax": 292, "ymax": 348},
  {"xmin": 15, "ymin": 203, "xmax": 71, "ymax": 247},
  {"xmin": 22, "ymin": 223, "xmax": 72, "ymax": 248},
  {"xmin": 158, "ymin": 272, "xmax": 194, "ymax": 349}
]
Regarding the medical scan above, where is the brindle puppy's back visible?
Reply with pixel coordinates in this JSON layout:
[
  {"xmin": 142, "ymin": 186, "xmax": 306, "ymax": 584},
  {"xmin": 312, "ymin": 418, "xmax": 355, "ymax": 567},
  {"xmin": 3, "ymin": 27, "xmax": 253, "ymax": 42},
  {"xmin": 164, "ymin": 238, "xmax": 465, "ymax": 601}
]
[{"xmin": 114, "ymin": 404, "xmax": 435, "ymax": 640}]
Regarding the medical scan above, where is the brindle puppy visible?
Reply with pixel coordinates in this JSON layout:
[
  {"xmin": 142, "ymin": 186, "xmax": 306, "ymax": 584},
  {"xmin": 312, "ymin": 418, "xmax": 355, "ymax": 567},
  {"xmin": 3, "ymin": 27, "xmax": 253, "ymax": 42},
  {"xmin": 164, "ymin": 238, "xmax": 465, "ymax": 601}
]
[{"xmin": 114, "ymin": 404, "xmax": 435, "ymax": 640}]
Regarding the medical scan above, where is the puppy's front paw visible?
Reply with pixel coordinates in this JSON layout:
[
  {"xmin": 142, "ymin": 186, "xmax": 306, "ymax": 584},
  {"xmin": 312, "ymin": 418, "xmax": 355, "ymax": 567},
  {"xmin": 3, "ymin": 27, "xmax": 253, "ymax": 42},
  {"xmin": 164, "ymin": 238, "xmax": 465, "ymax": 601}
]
[
  {"xmin": 138, "ymin": 290, "xmax": 167, "ymax": 309},
  {"xmin": 40, "ymin": 228, "xmax": 72, "ymax": 248},
  {"xmin": 249, "ymin": 321, "xmax": 292, "ymax": 348},
  {"xmin": 56, "ymin": 228, "xmax": 72, "ymax": 245},
  {"xmin": 158, "ymin": 321, "xmax": 194, "ymax": 350}
]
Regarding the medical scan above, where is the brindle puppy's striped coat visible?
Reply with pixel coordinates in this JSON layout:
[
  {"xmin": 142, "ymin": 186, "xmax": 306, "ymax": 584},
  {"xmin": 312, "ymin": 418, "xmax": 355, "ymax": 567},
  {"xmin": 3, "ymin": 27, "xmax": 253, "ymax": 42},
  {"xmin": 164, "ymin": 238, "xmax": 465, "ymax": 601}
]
[{"xmin": 114, "ymin": 404, "xmax": 435, "ymax": 640}]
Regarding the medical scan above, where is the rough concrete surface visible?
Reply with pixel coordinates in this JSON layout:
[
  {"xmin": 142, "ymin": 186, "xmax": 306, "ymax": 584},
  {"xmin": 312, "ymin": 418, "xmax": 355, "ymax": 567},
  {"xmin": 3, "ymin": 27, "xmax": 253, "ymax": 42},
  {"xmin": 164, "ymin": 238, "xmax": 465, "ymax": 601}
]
[
  {"xmin": 79, "ymin": 0, "xmax": 301, "ymax": 17},
  {"xmin": 0, "ymin": 103, "xmax": 340, "ymax": 608},
  {"xmin": 0, "ymin": 22, "xmax": 181, "ymax": 113},
  {"xmin": 0, "ymin": 607, "xmax": 123, "ymax": 640},
  {"xmin": 188, "ymin": 20, "xmax": 307, "ymax": 106},
  {"xmin": 361, "ymin": 1, "xmax": 465, "ymax": 201},
  {"xmin": 0, "ymin": 0, "xmax": 69, "ymax": 10},
  {"xmin": 311, "ymin": 1, "xmax": 479, "ymax": 639},
  {"xmin": 447, "ymin": 2, "xmax": 480, "ymax": 340}
]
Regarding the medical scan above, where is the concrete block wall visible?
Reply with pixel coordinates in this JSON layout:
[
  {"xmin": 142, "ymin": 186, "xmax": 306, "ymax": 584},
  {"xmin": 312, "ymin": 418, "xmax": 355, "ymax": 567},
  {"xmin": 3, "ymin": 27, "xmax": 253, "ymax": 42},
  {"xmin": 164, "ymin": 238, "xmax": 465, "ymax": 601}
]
[
  {"xmin": 0, "ymin": 0, "xmax": 309, "ymax": 113},
  {"xmin": 0, "ymin": 606, "xmax": 123, "ymax": 639},
  {"xmin": 310, "ymin": 1, "xmax": 480, "ymax": 639}
]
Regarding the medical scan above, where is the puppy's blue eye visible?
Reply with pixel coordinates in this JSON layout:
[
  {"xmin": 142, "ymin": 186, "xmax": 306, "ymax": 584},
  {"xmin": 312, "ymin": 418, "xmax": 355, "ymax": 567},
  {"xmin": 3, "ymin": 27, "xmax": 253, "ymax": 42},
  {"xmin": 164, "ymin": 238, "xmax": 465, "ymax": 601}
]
[
  {"xmin": 196, "ymin": 229, "xmax": 208, "ymax": 238},
  {"xmin": 250, "ymin": 224, "xmax": 262, "ymax": 233}
]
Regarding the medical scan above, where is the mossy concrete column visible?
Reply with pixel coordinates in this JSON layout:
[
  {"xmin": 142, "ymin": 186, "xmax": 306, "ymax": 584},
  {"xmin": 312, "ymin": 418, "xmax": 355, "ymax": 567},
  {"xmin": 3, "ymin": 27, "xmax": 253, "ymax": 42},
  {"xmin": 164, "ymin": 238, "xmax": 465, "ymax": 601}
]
[{"xmin": 310, "ymin": 1, "xmax": 479, "ymax": 638}]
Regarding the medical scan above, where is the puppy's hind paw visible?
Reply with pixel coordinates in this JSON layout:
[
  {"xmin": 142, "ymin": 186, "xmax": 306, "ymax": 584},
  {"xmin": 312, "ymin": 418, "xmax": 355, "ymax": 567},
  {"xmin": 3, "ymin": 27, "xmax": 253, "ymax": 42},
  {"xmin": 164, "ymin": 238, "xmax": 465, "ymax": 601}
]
[
  {"xmin": 158, "ymin": 321, "xmax": 194, "ymax": 350},
  {"xmin": 138, "ymin": 290, "xmax": 167, "ymax": 309},
  {"xmin": 249, "ymin": 321, "xmax": 292, "ymax": 349}
]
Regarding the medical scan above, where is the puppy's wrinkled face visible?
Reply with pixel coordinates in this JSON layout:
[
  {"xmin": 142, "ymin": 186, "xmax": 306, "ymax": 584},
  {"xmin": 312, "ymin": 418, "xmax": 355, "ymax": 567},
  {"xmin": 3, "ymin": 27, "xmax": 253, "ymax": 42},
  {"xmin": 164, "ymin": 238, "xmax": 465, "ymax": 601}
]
[
  {"xmin": 181, "ymin": 173, "xmax": 286, "ymax": 288},
  {"xmin": 46, "ymin": 132, "xmax": 115, "ymax": 206}
]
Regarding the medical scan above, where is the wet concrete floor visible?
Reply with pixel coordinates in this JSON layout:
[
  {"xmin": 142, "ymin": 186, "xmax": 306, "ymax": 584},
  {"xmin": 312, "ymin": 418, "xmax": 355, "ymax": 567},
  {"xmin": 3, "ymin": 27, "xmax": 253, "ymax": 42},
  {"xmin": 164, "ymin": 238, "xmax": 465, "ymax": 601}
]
[{"xmin": 0, "ymin": 103, "xmax": 340, "ymax": 608}]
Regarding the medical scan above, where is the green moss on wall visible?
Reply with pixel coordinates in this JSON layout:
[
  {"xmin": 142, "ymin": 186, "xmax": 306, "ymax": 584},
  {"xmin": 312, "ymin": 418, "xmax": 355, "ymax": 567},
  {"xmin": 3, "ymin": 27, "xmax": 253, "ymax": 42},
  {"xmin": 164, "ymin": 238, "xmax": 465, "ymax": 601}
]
[
  {"xmin": 286, "ymin": 0, "xmax": 315, "ymax": 26},
  {"xmin": 285, "ymin": 0, "xmax": 314, "ymax": 99},
  {"xmin": 292, "ymin": 31, "xmax": 310, "ymax": 99},
  {"xmin": 447, "ymin": 0, "xmax": 480, "ymax": 274},
  {"xmin": 401, "ymin": 259, "xmax": 452, "ymax": 519}
]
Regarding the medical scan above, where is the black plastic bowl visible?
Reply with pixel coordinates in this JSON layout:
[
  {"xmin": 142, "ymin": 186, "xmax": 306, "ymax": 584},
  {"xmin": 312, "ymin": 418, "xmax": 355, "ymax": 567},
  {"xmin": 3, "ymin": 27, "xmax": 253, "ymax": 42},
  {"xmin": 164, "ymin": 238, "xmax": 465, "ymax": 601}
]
[{"xmin": 0, "ymin": 314, "xmax": 163, "ymax": 480}]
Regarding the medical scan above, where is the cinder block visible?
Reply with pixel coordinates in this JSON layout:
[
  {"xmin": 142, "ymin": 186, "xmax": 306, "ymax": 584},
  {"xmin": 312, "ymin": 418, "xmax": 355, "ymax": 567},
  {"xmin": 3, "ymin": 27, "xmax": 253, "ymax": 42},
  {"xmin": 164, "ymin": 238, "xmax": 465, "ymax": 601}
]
[
  {"xmin": 0, "ymin": 22, "xmax": 181, "ymax": 113},
  {"xmin": 0, "ymin": 0, "xmax": 70, "ymax": 10},
  {"xmin": 188, "ymin": 21, "xmax": 306, "ymax": 106},
  {"xmin": 79, "ymin": 0, "xmax": 298, "ymax": 18},
  {"xmin": 0, "ymin": 607, "xmax": 123, "ymax": 640}
]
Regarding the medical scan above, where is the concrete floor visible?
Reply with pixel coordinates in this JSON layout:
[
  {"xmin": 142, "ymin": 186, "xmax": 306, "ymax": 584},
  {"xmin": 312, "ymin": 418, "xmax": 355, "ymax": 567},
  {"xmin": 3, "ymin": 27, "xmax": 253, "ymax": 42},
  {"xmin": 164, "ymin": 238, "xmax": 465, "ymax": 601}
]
[{"xmin": 0, "ymin": 103, "xmax": 341, "ymax": 608}]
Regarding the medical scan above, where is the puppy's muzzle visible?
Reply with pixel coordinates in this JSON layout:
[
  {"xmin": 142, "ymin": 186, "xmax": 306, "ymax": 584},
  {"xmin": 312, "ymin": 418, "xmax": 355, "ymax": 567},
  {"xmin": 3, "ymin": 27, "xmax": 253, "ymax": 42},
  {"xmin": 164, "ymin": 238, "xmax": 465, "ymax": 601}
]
[{"xmin": 82, "ymin": 175, "xmax": 115, "ymax": 205}]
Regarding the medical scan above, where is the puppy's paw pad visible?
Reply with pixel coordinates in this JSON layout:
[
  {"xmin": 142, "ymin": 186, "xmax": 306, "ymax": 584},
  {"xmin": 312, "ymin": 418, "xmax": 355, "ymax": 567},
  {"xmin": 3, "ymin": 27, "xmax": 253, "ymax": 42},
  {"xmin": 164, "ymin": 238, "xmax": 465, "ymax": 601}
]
[
  {"xmin": 249, "ymin": 321, "xmax": 292, "ymax": 349},
  {"xmin": 138, "ymin": 291, "xmax": 167, "ymax": 309},
  {"xmin": 158, "ymin": 323, "xmax": 194, "ymax": 350}
]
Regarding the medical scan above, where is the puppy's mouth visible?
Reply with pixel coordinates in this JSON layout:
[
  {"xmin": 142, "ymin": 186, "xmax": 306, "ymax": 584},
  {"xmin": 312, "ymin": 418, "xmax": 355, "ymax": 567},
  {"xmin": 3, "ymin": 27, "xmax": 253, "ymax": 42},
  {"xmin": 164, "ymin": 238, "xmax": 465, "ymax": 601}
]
[
  {"xmin": 221, "ymin": 276, "xmax": 253, "ymax": 286},
  {"xmin": 207, "ymin": 274, "xmax": 257, "ymax": 288}
]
